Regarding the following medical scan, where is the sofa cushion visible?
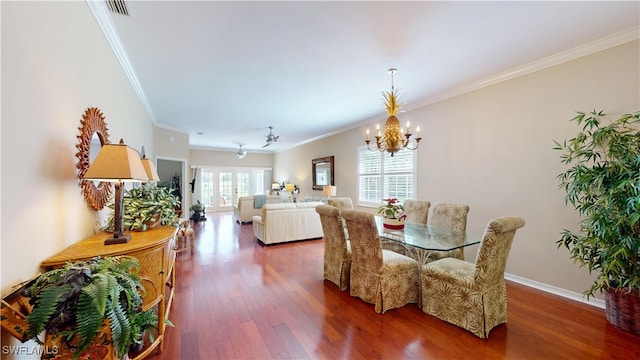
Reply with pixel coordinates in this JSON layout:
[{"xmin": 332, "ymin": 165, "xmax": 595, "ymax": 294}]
[
  {"xmin": 295, "ymin": 201, "xmax": 324, "ymax": 209},
  {"xmin": 261, "ymin": 203, "xmax": 296, "ymax": 221}
]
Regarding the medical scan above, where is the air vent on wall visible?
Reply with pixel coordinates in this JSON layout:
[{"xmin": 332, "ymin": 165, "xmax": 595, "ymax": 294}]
[{"xmin": 106, "ymin": 0, "xmax": 130, "ymax": 16}]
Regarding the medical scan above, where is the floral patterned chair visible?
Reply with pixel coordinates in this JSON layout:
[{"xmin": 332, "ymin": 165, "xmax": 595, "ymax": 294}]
[
  {"xmin": 420, "ymin": 216, "xmax": 526, "ymax": 338},
  {"xmin": 403, "ymin": 199, "xmax": 431, "ymax": 224},
  {"xmin": 316, "ymin": 205, "xmax": 352, "ymax": 291},
  {"xmin": 428, "ymin": 202, "xmax": 470, "ymax": 260},
  {"xmin": 342, "ymin": 209, "xmax": 420, "ymax": 314},
  {"xmin": 327, "ymin": 197, "xmax": 353, "ymax": 211}
]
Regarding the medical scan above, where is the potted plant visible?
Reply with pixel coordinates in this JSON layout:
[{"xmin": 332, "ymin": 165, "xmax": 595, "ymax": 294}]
[
  {"xmin": 554, "ymin": 109, "xmax": 640, "ymax": 334},
  {"xmin": 129, "ymin": 308, "xmax": 174, "ymax": 356},
  {"xmin": 190, "ymin": 200, "xmax": 204, "ymax": 222},
  {"xmin": 105, "ymin": 183, "xmax": 180, "ymax": 232},
  {"xmin": 377, "ymin": 198, "xmax": 407, "ymax": 229},
  {"xmin": 23, "ymin": 256, "xmax": 145, "ymax": 359}
]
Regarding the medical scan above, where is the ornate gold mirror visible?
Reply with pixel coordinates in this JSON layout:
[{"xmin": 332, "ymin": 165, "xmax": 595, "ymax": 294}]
[
  {"xmin": 76, "ymin": 107, "xmax": 112, "ymax": 210},
  {"xmin": 312, "ymin": 156, "xmax": 334, "ymax": 190}
]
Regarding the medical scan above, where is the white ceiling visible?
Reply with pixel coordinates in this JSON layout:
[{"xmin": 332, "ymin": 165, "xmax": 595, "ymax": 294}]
[{"xmin": 99, "ymin": 1, "xmax": 639, "ymax": 154}]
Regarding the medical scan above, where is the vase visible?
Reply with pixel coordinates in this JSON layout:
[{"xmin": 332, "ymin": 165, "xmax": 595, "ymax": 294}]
[{"xmin": 382, "ymin": 217, "xmax": 405, "ymax": 230}]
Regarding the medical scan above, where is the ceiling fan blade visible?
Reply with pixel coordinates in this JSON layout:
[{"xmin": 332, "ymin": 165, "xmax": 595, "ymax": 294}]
[{"xmin": 262, "ymin": 143, "xmax": 270, "ymax": 148}]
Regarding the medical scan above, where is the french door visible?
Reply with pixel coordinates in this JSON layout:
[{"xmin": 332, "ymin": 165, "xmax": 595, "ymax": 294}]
[
  {"xmin": 200, "ymin": 168, "xmax": 266, "ymax": 212},
  {"xmin": 218, "ymin": 171, "xmax": 250, "ymax": 211}
]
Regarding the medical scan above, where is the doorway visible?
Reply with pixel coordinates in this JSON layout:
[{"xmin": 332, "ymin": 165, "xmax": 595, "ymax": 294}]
[
  {"xmin": 197, "ymin": 167, "xmax": 270, "ymax": 212},
  {"xmin": 156, "ymin": 157, "xmax": 187, "ymax": 216}
]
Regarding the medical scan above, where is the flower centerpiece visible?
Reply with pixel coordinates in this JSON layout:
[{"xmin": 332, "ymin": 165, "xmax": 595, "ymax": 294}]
[{"xmin": 378, "ymin": 198, "xmax": 407, "ymax": 229}]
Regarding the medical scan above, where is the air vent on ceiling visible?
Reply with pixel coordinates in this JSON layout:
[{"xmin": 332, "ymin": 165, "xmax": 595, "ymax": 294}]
[{"xmin": 106, "ymin": 0, "xmax": 129, "ymax": 16}]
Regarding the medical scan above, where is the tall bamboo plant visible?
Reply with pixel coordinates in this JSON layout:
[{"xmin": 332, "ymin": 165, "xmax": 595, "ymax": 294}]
[{"xmin": 554, "ymin": 110, "xmax": 640, "ymax": 297}]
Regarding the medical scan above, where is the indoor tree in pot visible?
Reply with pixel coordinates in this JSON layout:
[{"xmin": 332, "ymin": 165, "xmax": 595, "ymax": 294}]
[{"xmin": 554, "ymin": 109, "xmax": 640, "ymax": 334}]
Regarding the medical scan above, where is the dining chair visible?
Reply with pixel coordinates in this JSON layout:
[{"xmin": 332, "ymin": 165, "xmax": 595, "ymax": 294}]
[
  {"xmin": 327, "ymin": 197, "xmax": 354, "ymax": 211},
  {"xmin": 403, "ymin": 199, "xmax": 431, "ymax": 224},
  {"xmin": 342, "ymin": 209, "xmax": 420, "ymax": 314},
  {"xmin": 316, "ymin": 205, "xmax": 352, "ymax": 291},
  {"xmin": 420, "ymin": 216, "xmax": 525, "ymax": 338},
  {"xmin": 428, "ymin": 202, "xmax": 470, "ymax": 260}
]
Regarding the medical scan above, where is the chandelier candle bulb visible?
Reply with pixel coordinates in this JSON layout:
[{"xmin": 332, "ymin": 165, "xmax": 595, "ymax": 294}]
[{"xmin": 365, "ymin": 68, "xmax": 421, "ymax": 157}]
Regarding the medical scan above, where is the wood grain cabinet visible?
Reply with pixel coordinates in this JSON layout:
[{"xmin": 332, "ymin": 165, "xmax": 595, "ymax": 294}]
[{"xmin": 40, "ymin": 226, "xmax": 178, "ymax": 359}]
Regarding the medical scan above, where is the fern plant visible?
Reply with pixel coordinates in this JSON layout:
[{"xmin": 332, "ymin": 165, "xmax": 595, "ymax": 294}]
[{"xmin": 24, "ymin": 256, "xmax": 145, "ymax": 359}]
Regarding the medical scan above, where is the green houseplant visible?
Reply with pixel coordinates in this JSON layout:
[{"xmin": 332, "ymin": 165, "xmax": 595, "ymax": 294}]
[
  {"xmin": 190, "ymin": 200, "xmax": 204, "ymax": 222},
  {"xmin": 554, "ymin": 109, "xmax": 639, "ymax": 333},
  {"xmin": 23, "ymin": 256, "xmax": 145, "ymax": 359},
  {"xmin": 106, "ymin": 183, "xmax": 180, "ymax": 232},
  {"xmin": 378, "ymin": 198, "xmax": 407, "ymax": 229},
  {"xmin": 129, "ymin": 308, "xmax": 174, "ymax": 356}
]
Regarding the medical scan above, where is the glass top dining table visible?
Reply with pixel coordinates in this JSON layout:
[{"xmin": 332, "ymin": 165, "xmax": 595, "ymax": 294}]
[{"xmin": 375, "ymin": 216, "xmax": 480, "ymax": 252}]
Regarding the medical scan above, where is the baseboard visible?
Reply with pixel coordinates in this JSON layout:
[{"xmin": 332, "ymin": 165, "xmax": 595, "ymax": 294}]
[{"xmin": 505, "ymin": 273, "xmax": 606, "ymax": 309}]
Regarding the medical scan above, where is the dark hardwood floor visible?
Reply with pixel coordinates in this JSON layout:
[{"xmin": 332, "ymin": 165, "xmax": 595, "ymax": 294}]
[{"xmin": 150, "ymin": 212, "xmax": 640, "ymax": 359}]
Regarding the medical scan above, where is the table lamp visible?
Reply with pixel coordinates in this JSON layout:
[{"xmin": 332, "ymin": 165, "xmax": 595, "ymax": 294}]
[
  {"xmin": 83, "ymin": 139, "xmax": 149, "ymax": 244},
  {"xmin": 140, "ymin": 147, "xmax": 160, "ymax": 182},
  {"xmin": 285, "ymin": 183, "xmax": 295, "ymax": 202},
  {"xmin": 323, "ymin": 185, "xmax": 336, "ymax": 199}
]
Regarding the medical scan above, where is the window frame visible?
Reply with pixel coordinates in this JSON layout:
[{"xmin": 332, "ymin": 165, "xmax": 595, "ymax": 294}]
[{"xmin": 357, "ymin": 146, "xmax": 416, "ymax": 208}]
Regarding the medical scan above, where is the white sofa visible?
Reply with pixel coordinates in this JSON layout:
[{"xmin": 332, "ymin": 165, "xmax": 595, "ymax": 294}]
[
  {"xmin": 252, "ymin": 202, "xmax": 324, "ymax": 245},
  {"xmin": 233, "ymin": 195, "xmax": 281, "ymax": 223}
]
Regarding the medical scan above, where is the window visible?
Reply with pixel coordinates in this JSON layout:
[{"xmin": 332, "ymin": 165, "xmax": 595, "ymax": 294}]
[{"xmin": 358, "ymin": 147, "xmax": 414, "ymax": 207}]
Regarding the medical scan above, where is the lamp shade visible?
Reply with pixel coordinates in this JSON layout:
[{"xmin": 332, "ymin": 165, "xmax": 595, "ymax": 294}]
[
  {"xmin": 83, "ymin": 139, "xmax": 148, "ymax": 182},
  {"xmin": 272, "ymin": 182, "xmax": 281, "ymax": 190},
  {"xmin": 141, "ymin": 156, "xmax": 160, "ymax": 181},
  {"xmin": 285, "ymin": 183, "xmax": 295, "ymax": 193},
  {"xmin": 323, "ymin": 185, "xmax": 337, "ymax": 197},
  {"xmin": 83, "ymin": 139, "xmax": 148, "ymax": 245}
]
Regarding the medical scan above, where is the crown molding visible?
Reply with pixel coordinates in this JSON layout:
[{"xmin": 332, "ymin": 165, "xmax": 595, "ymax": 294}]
[
  {"xmin": 87, "ymin": 0, "xmax": 156, "ymax": 123},
  {"xmin": 411, "ymin": 26, "xmax": 640, "ymax": 110}
]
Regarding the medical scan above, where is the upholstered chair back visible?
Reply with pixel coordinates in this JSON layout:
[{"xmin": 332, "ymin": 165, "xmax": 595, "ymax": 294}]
[
  {"xmin": 429, "ymin": 203, "xmax": 470, "ymax": 233},
  {"xmin": 341, "ymin": 210, "xmax": 383, "ymax": 275},
  {"xmin": 327, "ymin": 197, "xmax": 354, "ymax": 211},
  {"xmin": 403, "ymin": 200, "xmax": 431, "ymax": 224},
  {"xmin": 343, "ymin": 209, "xmax": 420, "ymax": 314},
  {"xmin": 473, "ymin": 216, "xmax": 526, "ymax": 288},
  {"xmin": 316, "ymin": 205, "xmax": 351, "ymax": 291}
]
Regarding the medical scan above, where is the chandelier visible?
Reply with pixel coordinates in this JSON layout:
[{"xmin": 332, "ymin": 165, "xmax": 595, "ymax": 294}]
[{"xmin": 365, "ymin": 68, "xmax": 421, "ymax": 157}]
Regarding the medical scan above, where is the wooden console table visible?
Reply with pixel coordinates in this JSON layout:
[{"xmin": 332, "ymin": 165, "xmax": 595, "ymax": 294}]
[{"xmin": 41, "ymin": 226, "xmax": 178, "ymax": 359}]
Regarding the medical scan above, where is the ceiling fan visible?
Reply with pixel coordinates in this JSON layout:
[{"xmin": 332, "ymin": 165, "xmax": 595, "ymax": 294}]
[
  {"xmin": 236, "ymin": 144, "xmax": 247, "ymax": 159},
  {"xmin": 262, "ymin": 126, "xmax": 280, "ymax": 148}
]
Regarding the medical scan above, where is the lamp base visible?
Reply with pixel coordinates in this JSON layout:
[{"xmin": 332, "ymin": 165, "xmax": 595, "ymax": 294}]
[{"xmin": 104, "ymin": 233, "xmax": 131, "ymax": 245}]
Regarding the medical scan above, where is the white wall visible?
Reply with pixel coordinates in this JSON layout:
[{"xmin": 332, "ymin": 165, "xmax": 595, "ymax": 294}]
[
  {"xmin": 190, "ymin": 148, "xmax": 273, "ymax": 168},
  {"xmin": 274, "ymin": 40, "xmax": 640, "ymax": 301},
  {"xmin": 1, "ymin": 2, "xmax": 156, "ymax": 352}
]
